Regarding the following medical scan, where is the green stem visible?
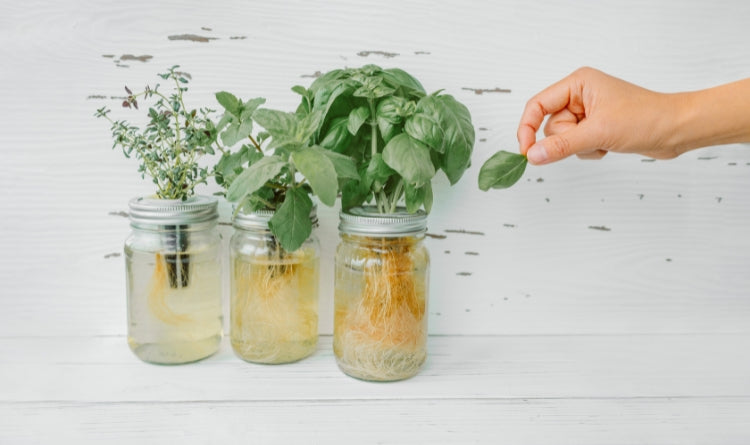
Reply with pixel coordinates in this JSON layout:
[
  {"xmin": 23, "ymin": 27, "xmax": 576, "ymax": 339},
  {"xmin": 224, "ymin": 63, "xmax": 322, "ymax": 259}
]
[{"xmin": 389, "ymin": 180, "xmax": 404, "ymax": 213}]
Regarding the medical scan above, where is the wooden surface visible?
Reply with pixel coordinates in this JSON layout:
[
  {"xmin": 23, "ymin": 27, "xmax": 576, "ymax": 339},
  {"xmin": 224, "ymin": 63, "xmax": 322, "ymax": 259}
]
[{"xmin": 1, "ymin": 0, "xmax": 750, "ymax": 443}]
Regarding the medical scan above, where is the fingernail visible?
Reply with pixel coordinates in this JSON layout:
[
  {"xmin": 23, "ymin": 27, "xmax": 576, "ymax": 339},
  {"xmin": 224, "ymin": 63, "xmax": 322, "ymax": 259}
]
[{"xmin": 526, "ymin": 142, "xmax": 548, "ymax": 164}]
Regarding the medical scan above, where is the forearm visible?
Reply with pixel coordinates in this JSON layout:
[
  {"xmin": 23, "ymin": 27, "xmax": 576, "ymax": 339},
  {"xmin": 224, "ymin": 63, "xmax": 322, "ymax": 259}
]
[{"xmin": 666, "ymin": 78, "xmax": 750, "ymax": 155}]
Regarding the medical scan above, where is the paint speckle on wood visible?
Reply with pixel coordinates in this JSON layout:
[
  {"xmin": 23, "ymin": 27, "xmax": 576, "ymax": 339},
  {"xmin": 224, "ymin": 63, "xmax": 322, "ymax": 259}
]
[
  {"xmin": 479, "ymin": 138, "xmax": 487, "ymax": 142},
  {"xmin": 588, "ymin": 225, "xmax": 611, "ymax": 232},
  {"xmin": 545, "ymin": 198, "xmax": 550, "ymax": 202},
  {"xmin": 457, "ymin": 272, "xmax": 473, "ymax": 276},
  {"xmin": 115, "ymin": 64, "xmax": 129, "ymax": 68},
  {"xmin": 478, "ymin": 127, "xmax": 489, "ymax": 131},
  {"xmin": 87, "ymin": 95, "xmax": 108, "ymax": 100},
  {"xmin": 444, "ymin": 250, "xmax": 451, "ymax": 254},
  {"xmin": 461, "ymin": 87, "xmax": 511, "ymax": 95},
  {"xmin": 445, "ymin": 229, "xmax": 485, "ymax": 236},
  {"xmin": 120, "ymin": 54, "xmax": 153, "ymax": 63},
  {"xmin": 638, "ymin": 194, "xmax": 645, "ymax": 200},
  {"xmin": 425, "ymin": 233, "xmax": 447, "ymax": 239},
  {"xmin": 465, "ymin": 308, "xmax": 471, "ymax": 312},
  {"xmin": 357, "ymin": 50, "xmax": 399, "ymax": 58},
  {"xmin": 201, "ymin": 27, "xmax": 213, "ymax": 31},
  {"xmin": 104, "ymin": 252, "xmax": 121, "ymax": 259},
  {"xmin": 641, "ymin": 158, "xmax": 656, "ymax": 163},
  {"xmin": 536, "ymin": 178, "xmax": 544, "ymax": 183},
  {"xmin": 465, "ymin": 251, "xmax": 479, "ymax": 256},
  {"xmin": 716, "ymin": 197, "xmax": 723, "ymax": 203},
  {"xmin": 230, "ymin": 36, "xmax": 247, "ymax": 40},
  {"xmin": 301, "ymin": 71, "xmax": 323, "ymax": 78},
  {"xmin": 728, "ymin": 162, "xmax": 737, "ymax": 166},
  {"xmin": 102, "ymin": 54, "xmax": 115, "ymax": 58},
  {"xmin": 108, "ymin": 211, "xmax": 128, "ymax": 218},
  {"xmin": 414, "ymin": 51, "xmax": 431, "ymax": 55},
  {"xmin": 503, "ymin": 224, "xmax": 516, "ymax": 228},
  {"xmin": 666, "ymin": 258, "xmax": 673, "ymax": 262},
  {"xmin": 698, "ymin": 156, "xmax": 718, "ymax": 160},
  {"xmin": 168, "ymin": 34, "xmax": 218, "ymax": 43}
]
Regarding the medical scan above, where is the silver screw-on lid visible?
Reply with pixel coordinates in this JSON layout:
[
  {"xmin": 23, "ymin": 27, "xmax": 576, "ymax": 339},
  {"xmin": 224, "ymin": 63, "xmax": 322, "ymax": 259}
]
[
  {"xmin": 339, "ymin": 206, "xmax": 427, "ymax": 236},
  {"xmin": 128, "ymin": 195, "xmax": 218, "ymax": 227},
  {"xmin": 233, "ymin": 205, "xmax": 318, "ymax": 231}
]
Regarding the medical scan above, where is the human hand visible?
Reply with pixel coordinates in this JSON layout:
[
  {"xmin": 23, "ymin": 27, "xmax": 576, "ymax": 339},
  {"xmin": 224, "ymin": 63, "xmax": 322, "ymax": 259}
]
[{"xmin": 517, "ymin": 67, "xmax": 682, "ymax": 165}]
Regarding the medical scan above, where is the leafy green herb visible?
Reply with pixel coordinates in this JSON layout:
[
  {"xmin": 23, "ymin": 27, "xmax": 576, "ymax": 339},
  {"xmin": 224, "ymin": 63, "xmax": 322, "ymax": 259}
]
[
  {"xmin": 95, "ymin": 66, "xmax": 219, "ymax": 200},
  {"xmin": 478, "ymin": 150, "xmax": 528, "ymax": 191},
  {"xmin": 298, "ymin": 64, "xmax": 475, "ymax": 214},
  {"xmin": 213, "ymin": 91, "xmax": 356, "ymax": 252}
]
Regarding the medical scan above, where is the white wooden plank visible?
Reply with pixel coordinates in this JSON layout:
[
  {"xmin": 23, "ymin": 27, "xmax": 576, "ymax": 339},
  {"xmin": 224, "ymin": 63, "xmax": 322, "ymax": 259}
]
[
  {"xmin": 2, "ymin": 335, "xmax": 748, "ymax": 402},
  {"xmin": 1, "ymin": 398, "xmax": 749, "ymax": 445}
]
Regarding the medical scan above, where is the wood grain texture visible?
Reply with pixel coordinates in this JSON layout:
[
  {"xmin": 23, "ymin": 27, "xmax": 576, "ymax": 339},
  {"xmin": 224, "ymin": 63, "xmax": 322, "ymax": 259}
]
[{"xmin": 1, "ymin": 0, "xmax": 750, "ymax": 442}]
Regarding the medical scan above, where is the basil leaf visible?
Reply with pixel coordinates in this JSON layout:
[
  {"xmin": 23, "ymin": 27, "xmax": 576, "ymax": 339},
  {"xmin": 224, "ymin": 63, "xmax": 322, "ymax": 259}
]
[
  {"xmin": 347, "ymin": 106, "xmax": 370, "ymax": 135},
  {"xmin": 434, "ymin": 94, "xmax": 475, "ymax": 184},
  {"xmin": 478, "ymin": 150, "xmax": 527, "ymax": 191},
  {"xmin": 226, "ymin": 155, "xmax": 286, "ymax": 202},
  {"xmin": 404, "ymin": 113, "xmax": 445, "ymax": 153},
  {"xmin": 291, "ymin": 148, "xmax": 338, "ymax": 206},
  {"xmin": 404, "ymin": 183, "xmax": 425, "ymax": 213},
  {"xmin": 382, "ymin": 133, "xmax": 435, "ymax": 187},
  {"xmin": 268, "ymin": 188, "xmax": 313, "ymax": 252},
  {"xmin": 319, "ymin": 117, "xmax": 352, "ymax": 153},
  {"xmin": 382, "ymin": 68, "xmax": 426, "ymax": 96},
  {"xmin": 366, "ymin": 152, "xmax": 396, "ymax": 189}
]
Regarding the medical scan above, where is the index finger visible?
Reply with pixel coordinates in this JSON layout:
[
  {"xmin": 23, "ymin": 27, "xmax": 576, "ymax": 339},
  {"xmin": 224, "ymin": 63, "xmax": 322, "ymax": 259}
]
[{"xmin": 517, "ymin": 76, "xmax": 577, "ymax": 155}]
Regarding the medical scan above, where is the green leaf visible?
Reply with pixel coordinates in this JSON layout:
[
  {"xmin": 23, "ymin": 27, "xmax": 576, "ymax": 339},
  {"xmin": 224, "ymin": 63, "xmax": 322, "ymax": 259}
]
[
  {"xmin": 253, "ymin": 109, "xmax": 298, "ymax": 136},
  {"xmin": 404, "ymin": 113, "xmax": 445, "ymax": 153},
  {"xmin": 319, "ymin": 117, "xmax": 352, "ymax": 153},
  {"xmin": 365, "ymin": 153, "xmax": 395, "ymax": 190},
  {"xmin": 422, "ymin": 181, "xmax": 433, "ymax": 213},
  {"xmin": 347, "ymin": 106, "xmax": 370, "ymax": 135},
  {"xmin": 240, "ymin": 97, "xmax": 266, "ymax": 121},
  {"xmin": 226, "ymin": 156, "xmax": 286, "ymax": 202},
  {"xmin": 311, "ymin": 146, "xmax": 359, "ymax": 180},
  {"xmin": 382, "ymin": 68, "xmax": 426, "ymax": 96},
  {"xmin": 478, "ymin": 150, "xmax": 528, "ymax": 191},
  {"xmin": 268, "ymin": 188, "xmax": 313, "ymax": 252},
  {"xmin": 382, "ymin": 134, "xmax": 435, "ymax": 187},
  {"xmin": 215, "ymin": 91, "xmax": 240, "ymax": 114},
  {"xmin": 291, "ymin": 148, "xmax": 338, "ymax": 206},
  {"xmin": 433, "ymin": 94, "xmax": 475, "ymax": 184},
  {"xmin": 404, "ymin": 183, "xmax": 425, "ymax": 213}
]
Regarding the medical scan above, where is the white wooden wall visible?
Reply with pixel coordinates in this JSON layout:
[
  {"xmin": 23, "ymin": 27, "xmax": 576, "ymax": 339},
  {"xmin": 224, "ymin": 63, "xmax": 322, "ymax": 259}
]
[{"xmin": 2, "ymin": 0, "xmax": 749, "ymax": 443}]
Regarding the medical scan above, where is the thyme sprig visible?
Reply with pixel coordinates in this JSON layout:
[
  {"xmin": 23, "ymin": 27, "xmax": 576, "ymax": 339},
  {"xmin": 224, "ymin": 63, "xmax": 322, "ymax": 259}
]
[{"xmin": 95, "ymin": 66, "xmax": 222, "ymax": 200}]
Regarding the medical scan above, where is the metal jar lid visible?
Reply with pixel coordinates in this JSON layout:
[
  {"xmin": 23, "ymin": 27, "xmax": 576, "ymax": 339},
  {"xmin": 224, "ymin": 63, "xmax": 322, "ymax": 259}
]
[
  {"xmin": 128, "ymin": 195, "xmax": 219, "ymax": 227},
  {"xmin": 339, "ymin": 206, "xmax": 427, "ymax": 237},
  {"xmin": 233, "ymin": 205, "xmax": 318, "ymax": 231}
]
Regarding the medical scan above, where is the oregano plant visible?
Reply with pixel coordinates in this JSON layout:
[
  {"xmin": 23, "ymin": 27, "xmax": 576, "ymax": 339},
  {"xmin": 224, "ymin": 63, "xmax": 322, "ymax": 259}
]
[{"xmin": 212, "ymin": 91, "xmax": 358, "ymax": 251}]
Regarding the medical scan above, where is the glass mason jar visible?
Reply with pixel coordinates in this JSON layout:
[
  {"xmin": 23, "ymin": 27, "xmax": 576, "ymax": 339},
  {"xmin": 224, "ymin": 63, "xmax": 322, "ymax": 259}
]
[
  {"xmin": 124, "ymin": 196, "xmax": 223, "ymax": 365},
  {"xmin": 230, "ymin": 207, "xmax": 320, "ymax": 364},
  {"xmin": 334, "ymin": 206, "xmax": 430, "ymax": 381}
]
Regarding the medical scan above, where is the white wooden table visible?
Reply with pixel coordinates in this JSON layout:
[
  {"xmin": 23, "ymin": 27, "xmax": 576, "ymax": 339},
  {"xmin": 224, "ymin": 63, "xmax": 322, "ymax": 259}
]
[{"xmin": 2, "ymin": 1, "xmax": 749, "ymax": 443}]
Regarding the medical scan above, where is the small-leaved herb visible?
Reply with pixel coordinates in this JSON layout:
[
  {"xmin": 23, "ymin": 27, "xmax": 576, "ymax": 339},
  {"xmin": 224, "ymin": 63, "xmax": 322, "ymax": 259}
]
[
  {"xmin": 478, "ymin": 150, "xmax": 528, "ymax": 191},
  {"xmin": 95, "ymin": 66, "xmax": 218, "ymax": 200}
]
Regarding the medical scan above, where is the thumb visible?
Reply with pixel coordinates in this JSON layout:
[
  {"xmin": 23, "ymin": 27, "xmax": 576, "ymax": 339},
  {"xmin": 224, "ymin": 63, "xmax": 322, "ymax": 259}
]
[{"xmin": 526, "ymin": 124, "xmax": 598, "ymax": 165}]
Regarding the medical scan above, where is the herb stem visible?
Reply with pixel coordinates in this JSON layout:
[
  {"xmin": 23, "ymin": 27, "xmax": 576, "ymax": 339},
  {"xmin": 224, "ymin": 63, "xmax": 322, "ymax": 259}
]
[{"xmin": 389, "ymin": 180, "xmax": 404, "ymax": 213}]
